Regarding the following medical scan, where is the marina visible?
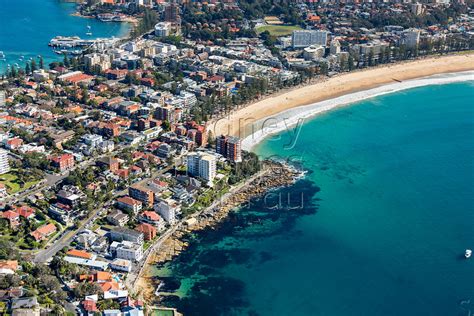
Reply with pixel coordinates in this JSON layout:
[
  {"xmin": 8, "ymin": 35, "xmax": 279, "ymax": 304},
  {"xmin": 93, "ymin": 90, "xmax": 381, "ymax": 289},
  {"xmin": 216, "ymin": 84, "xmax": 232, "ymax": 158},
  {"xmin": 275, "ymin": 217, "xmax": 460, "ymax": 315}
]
[{"xmin": 48, "ymin": 36, "xmax": 118, "ymax": 48}]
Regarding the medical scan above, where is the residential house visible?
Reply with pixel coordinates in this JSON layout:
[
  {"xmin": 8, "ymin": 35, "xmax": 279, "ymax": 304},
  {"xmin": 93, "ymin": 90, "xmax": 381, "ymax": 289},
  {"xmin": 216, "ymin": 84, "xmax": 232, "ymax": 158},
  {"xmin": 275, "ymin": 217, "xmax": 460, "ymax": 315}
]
[
  {"xmin": 0, "ymin": 260, "xmax": 19, "ymax": 275},
  {"xmin": 116, "ymin": 196, "xmax": 143, "ymax": 215},
  {"xmin": 30, "ymin": 223, "xmax": 57, "ymax": 241},
  {"xmin": 110, "ymin": 227, "xmax": 144, "ymax": 245},
  {"xmin": 49, "ymin": 153, "xmax": 74, "ymax": 172},
  {"xmin": 129, "ymin": 185, "xmax": 154, "ymax": 206},
  {"xmin": 109, "ymin": 258, "xmax": 132, "ymax": 273},
  {"xmin": 135, "ymin": 223, "xmax": 157, "ymax": 241},
  {"xmin": 139, "ymin": 211, "xmax": 165, "ymax": 230},
  {"xmin": 107, "ymin": 210, "xmax": 129, "ymax": 227},
  {"xmin": 115, "ymin": 241, "xmax": 143, "ymax": 262},
  {"xmin": 2, "ymin": 210, "xmax": 20, "ymax": 228},
  {"xmin": 11, "ymin": 205, "xmax": 35, "ymax": 220}
]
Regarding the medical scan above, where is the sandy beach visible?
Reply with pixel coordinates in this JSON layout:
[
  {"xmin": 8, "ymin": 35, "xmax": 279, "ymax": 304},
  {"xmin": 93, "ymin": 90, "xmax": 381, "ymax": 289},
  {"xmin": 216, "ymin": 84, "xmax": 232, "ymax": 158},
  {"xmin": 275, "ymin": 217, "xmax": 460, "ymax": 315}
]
[{"xmin": 209, "ymin": 53, "xmax": 474, "ymax": 140}]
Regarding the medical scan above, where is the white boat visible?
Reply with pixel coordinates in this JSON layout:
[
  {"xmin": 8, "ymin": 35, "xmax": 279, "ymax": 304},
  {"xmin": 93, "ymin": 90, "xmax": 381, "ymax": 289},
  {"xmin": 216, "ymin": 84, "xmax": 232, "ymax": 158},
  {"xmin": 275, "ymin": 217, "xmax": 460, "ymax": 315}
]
[
  {"xmin": 465, "ymin": 249, "xmax": 472, "ymax": 259},
  {"xmin": 86, "ymin": 25, "xmax": 92, "ymax": 36},
  {"xmin": 0, "ymin": 51, "xmax": 5, "ymax": 60}
]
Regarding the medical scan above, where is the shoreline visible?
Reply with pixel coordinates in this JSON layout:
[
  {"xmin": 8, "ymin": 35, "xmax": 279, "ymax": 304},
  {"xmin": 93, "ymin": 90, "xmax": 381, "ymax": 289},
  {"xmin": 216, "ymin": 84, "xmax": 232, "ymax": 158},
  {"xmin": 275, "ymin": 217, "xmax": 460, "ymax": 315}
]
[
  {"xmin": 133, "ymin": 161, "xmax": 303, "ymax": 303},
  {"xmin": 242, "ymin": 70, "xmax": 474, "ymax": 151},
  {"xmin": 209, "ymin": 53, "xmax": 474, "ymax": 149}
]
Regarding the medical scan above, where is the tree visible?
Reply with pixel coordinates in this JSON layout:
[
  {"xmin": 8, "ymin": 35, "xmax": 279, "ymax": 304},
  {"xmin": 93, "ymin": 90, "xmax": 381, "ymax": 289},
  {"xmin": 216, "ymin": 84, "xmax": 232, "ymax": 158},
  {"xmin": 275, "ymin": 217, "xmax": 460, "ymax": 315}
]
[
  {"xmin": 25, "ymin": 63, "xmax": 31, "ymax": 75},
  {"xmin": 63, "ymin": 54, "xmax": 70, "ymax": 67},
  {"xmin": 348, "ymin": 55, "xmax": 355, "ymax": 71},
  {"xmin": 31, "ymin": 59, "xmax": 37, "ymax": 72},
  {"xmin": 39, "ymin": 56, "xmax": 44, "ymax": 69},
  {"xmin": 97, "ymin": 299, "xmax": 120, "ymax": 311},
  {"xmin": 73, "ymin": 282, "xmax": 102, "ymax": 298}
]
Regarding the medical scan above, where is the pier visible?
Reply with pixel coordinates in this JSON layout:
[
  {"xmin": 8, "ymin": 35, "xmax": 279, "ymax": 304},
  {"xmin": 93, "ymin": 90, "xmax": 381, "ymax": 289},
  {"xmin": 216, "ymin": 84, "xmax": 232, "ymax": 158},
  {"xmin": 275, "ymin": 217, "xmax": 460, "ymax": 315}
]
[{"xmin": 49, "ymin": 36, "xmax": 120, "ymax": 50}]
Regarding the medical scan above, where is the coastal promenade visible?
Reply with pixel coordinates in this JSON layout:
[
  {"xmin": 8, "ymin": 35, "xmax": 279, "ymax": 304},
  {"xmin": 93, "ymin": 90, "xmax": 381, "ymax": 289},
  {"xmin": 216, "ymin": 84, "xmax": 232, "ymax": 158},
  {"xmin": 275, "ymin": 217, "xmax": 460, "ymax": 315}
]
[
  {"xmin": 126, "ymin": 165, "xmax": 273, "ymax": 293},
  {"xmin": 129, "ymin": 162, "xmax": 303, "ymax": 303}
]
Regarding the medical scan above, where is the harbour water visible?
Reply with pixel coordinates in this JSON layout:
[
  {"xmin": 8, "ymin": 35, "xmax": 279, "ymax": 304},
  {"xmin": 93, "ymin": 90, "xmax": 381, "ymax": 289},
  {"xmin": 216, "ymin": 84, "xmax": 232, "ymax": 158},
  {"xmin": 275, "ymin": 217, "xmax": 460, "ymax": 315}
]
[
  {"xmin": 0, "ymin": 0, "xmax": 130, "ymax": 74},
  {"xmin": 156, "ymin": 81, "xmax": 474, "ymax": 315}
]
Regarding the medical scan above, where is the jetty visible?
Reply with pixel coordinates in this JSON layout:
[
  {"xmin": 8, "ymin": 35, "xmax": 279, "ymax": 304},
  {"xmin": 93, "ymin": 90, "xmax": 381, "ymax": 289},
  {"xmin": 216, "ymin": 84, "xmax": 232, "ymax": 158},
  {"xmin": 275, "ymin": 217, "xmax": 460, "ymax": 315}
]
[{"xmin": 49, "ymin": 36, "xmax": 119, "ymax": 49}]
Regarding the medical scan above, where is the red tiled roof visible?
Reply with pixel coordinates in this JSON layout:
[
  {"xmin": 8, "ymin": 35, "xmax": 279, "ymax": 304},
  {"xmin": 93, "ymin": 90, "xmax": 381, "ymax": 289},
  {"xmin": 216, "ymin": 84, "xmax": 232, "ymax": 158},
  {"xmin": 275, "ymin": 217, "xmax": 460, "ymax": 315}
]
[
  {"xmin": 94, "ymin": 271, "xmax": 112, "ymax": 282},
  {"xmin": 0, "ymin": 260, "xmax": 18, "ymax": 271},
  {"xmin": 117, "ymin": 196, "xmax": 141, "ymax": 206},
  {"xmin": 82, "ymin": 300, "xmax": 98, "ymax": 312},
  {"xmin": 100, "ymin": 281, "xmax": 119, "ymax": 292},
  {"xmin": 142, "ymin": 211, "xmax": 160, "ymax": 221},
  {"xmin": 12, "ymin": 205, "xmax": 35, "ymax": 218},
  {"xmin": 2, "ymin": 210, "xmax": 19, "ymax": 220},
  {"xmin": 30, "ymin": 223, "xmax": 56, "ymax": 241},
  {"xmin": 66, "ymin": 249, "xmax": 93, "ymax": 259},
  {"xmin": 136, "ymin": 223, "xmax": 156, "ymax": 234},
  {"xmin": 64, "ymin": 73, "xmax": 94, "ymax": 84}
]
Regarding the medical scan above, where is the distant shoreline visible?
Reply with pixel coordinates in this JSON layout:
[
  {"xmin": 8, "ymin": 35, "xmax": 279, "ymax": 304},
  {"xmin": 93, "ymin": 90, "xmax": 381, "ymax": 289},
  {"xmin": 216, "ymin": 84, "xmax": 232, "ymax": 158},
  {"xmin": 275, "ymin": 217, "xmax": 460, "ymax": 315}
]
[{"xmin": 209, "ymin": 53, "xmax": 474, "ymax": 148}]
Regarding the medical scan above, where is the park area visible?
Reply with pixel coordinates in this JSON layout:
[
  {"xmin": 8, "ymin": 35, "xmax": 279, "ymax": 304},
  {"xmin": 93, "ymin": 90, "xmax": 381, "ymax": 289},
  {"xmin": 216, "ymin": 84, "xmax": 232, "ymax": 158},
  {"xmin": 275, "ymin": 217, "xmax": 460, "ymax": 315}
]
[
  {"xmin": 0, "ymin": 170, "xmax": 39, "ymax": 194},
  {"xmin": 255, "ymin": 24, "xmax": 302, "ymax": 36}
]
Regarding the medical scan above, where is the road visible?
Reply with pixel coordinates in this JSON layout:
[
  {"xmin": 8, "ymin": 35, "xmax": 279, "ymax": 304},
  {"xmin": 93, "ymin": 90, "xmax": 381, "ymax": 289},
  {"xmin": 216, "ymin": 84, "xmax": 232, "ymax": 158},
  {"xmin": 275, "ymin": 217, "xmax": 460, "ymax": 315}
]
[{"xmin": 33, "ymin": 165, "xmax": 173, "ymax": 263}]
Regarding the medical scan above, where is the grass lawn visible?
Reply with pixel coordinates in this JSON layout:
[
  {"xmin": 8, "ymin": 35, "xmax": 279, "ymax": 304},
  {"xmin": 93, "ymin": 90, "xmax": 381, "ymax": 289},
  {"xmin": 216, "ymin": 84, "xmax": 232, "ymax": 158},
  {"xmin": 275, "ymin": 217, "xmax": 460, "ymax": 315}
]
[
  {"xmin": 0, "ymin": 171, "xmax": 38, "ymax": 194},
  {"xmin": 255, "ymin": 24, "xmax": 302, "ymax": 36}
]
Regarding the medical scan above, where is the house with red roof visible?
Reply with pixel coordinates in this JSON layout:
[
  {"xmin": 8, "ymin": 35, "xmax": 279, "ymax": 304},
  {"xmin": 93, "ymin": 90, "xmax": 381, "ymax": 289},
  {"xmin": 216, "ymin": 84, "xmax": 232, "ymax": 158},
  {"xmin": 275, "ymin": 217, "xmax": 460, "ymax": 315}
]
[
  {"xmin": 49, "ymin": 153, "xmax": 74, "ymax": 172},
  {"xmin": 2, "ymin": 210, "xmax": 20, "ymax": 228},
  {"xmin": 113, "ymin": 168, "xmax": 130, "ymax": 179},
  {"xmin": 11, "ymin": 205, "xmax": 35, "ymax": 219},
  {"xmin": 139, "ymin": 211, "xmax": 165, "ymax": 230},
  {"xmin": 4, "ymin": 138, "xmax": 23, "ymax": 150},
  {"xmin": 81, "ymin": 299, "xmax": 99, "ymax": 314},
  {"xmin": 135, "ymin": 223, "xmax": 157, "ymax": 241},
  {"xmin": 116, "ymin": 196, "xmax": 142, "ymax": 215},
  {"xmin": 59, "ymin": 71, "xmax": 94, "ymax": 86},
  {"xmin": 0, "ymin": 260, "xmax": 19, "ymax": 275},
  {"xmin": 30, "ymin": 223, "xmax": 57, "ymax": 241},
  {"xmin": 66, "ymin": 249, "xmax": 94, "ymax": 260}
]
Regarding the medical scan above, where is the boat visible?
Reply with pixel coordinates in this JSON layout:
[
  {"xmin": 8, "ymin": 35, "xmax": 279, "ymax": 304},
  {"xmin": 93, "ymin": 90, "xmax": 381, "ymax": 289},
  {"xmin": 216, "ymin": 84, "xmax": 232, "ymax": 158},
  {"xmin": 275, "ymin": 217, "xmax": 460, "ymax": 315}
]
[
  {"xmin": 0, "ymin": 51, "xmax": 5, "ymax": 60},
  {"xmin": 86, "ymin": 25, "xmax": 92, "ymax": 36},
  {"xmin": 465, "ymin": 249, "xmax": 472, "ymax": 259}
]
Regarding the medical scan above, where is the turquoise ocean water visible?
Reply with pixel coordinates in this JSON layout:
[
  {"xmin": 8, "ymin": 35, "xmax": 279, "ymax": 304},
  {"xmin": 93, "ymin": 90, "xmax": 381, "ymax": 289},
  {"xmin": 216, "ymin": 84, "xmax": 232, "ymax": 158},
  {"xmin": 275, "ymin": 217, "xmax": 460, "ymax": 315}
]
[
  {"xmin": 0, "ymin": 0, "xmax": 130, "ymax": 74},
  {"xmin": 158, "ymin": 81, "xmax": 474, "ymax": 315}
]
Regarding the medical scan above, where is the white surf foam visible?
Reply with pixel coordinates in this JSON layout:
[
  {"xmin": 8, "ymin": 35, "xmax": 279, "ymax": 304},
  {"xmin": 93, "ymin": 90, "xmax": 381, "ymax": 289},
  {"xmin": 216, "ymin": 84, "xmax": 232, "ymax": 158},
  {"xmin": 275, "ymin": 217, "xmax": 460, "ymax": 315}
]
[{"xmin": 242, "ymin": 71, "xmax": 474, "ymax": 151}]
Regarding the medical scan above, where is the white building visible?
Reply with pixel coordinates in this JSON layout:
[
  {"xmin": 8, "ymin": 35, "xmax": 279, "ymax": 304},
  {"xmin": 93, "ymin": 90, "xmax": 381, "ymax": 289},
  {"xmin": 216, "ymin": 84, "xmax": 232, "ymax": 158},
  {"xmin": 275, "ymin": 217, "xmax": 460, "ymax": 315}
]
[
  {"xmin": 0, "ymin": 91, "xmax": 5, "ymax": 107},
  {"xmin": 82, "ymin": 134, "xmax": 103, "ymax": 147},
  {"xmin": 330, "ymin": 39, "xmax": 341, "ymax": 55},
  {"xmin": 98, "ymin": 140, "xmax": 115, "ymax": 153},
  {"xmin": 141, "ymin": 126, "xmax": 162, "ymax": 140},
  {"xmin": 84, "ymin": 53, "xmax": 111, "ymax": 71},
  {"xmin": 115, "ymin": 241, "xmax": 143, "ymax": 262},
  {"xmin": 154, "ymin": 22, "xmax": 172, "ymax": 37},
  {"xmin": 303, "ymin": 45, "xmax": 325, "ymax": 60},
  {"xmin": 187, "ymin": 152, "xmax": 217, "ymax": 185},
  {"xmin": 292, "ymin": 30, "xmax": 329, "ymax": 48},
  {"xmin": 401, "ymin": 29, "xmax": 421, "ymax": 48},
  {"xmin": 411, "ymin": 3, "xmax": 423, "ymax": 15},
  {"xmin": 109, "ymin": 258, "xmax": 132, "ymax": 272},
  {"xmin": 0, "ymin": 149, "xmax": 10, "ymax": 175},
  {"xmin": 154, "ymin": 200, "xmax": 179, "ymax": 224},
  {"xmin": 33, "ymin": 69, "xmax": 49, "ymax": 82}
]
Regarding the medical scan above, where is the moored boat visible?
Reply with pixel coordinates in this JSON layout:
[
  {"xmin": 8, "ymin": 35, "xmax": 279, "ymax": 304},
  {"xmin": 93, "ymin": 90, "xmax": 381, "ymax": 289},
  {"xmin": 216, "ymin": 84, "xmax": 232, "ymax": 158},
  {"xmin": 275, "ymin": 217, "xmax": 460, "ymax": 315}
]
[{"xmin": 465, "ymin": 249, "xmax": 472, "ymax": 259}]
